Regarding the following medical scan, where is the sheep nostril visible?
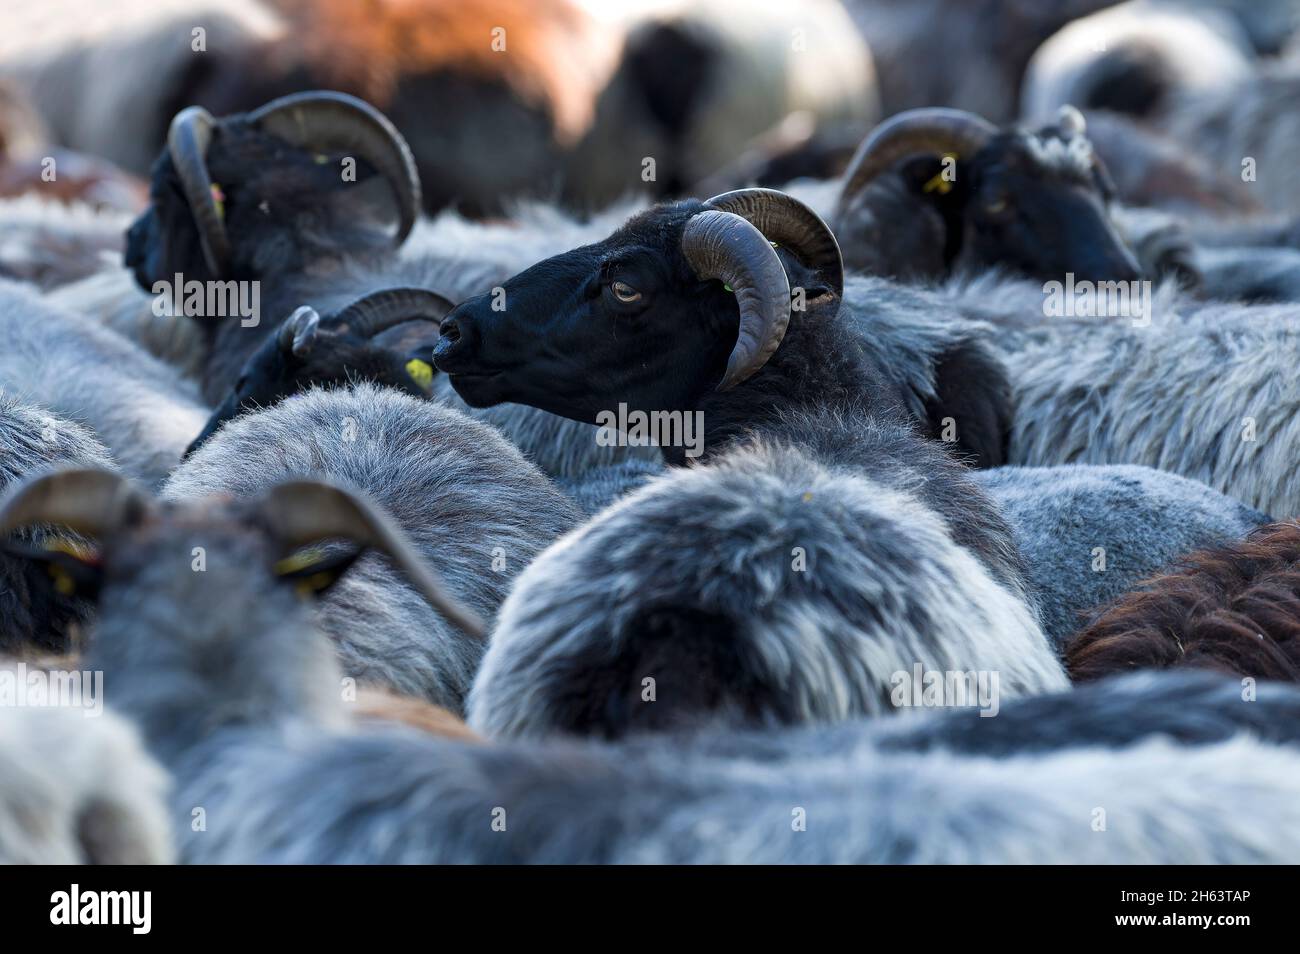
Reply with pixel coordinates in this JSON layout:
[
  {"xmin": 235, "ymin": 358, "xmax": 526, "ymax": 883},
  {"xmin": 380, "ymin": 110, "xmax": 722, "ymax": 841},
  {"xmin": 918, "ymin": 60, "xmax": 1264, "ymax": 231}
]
[{"xmin": 441, "ymin": 319, "xmax": 462, "ymax": 344}]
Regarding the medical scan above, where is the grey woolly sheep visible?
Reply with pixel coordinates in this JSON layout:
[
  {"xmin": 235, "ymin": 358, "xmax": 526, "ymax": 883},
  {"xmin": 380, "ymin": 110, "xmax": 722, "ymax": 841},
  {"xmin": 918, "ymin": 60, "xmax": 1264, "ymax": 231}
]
[
  {"xmin": 0, "ymin": 396, "xmax": 116, "ymax": 653},
  {"xmin": 976, "ymin": 464, "xmax": 1268, "ymax": 649},
  {"xmin": 0, "ymin": 196, "xmax": 129, "ymax": 290},
  {"xmin": 0, "ymin": 279, "xmax": 208, "ymax": 487},
  {"xmin": 164, "ymin": 383, "xmax": 580, "ymax": 710},
  {"xmin": 1001, "ymin": 297, "xmax": 1300, "ymax": 519},
  {"xmin": 1020, "ymin": 1, "xmax": 1254, "ymax": 124},
  {"xmin": 67, "ymin": 514, "xmax": 1300, "ymax": 865},
  {"xmin": 468, "ymin": 438, "xmax": 1061, "ymax": 741},
  {"xmin": 7, "ymin": 465, "xmax": 1284, "ymax": 864}
]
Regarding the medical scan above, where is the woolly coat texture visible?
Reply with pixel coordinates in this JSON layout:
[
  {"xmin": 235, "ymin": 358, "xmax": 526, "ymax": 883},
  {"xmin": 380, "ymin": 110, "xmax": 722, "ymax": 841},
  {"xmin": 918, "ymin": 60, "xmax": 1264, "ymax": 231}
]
[
  {"xmin": 0, "ymin": 279, "xmax": 208, "ymax": 487},
  {"xmin": 164, "ymin": 383, "xmax": 580, "ymax": 711},
  {"xmin": 470, "ymin": 440, "xmax": 1064, "ymax": 741},
  {"xmin": 0, "ymin": 395, "xmax": 116, "ymax": 653},
  {"xmin": 977, "ymin": 463, "xmax": 1266, "ymax": 649},
  {"xmin": 1067, "ymin": 520, "xmax": 1300, "ymax": 683}
]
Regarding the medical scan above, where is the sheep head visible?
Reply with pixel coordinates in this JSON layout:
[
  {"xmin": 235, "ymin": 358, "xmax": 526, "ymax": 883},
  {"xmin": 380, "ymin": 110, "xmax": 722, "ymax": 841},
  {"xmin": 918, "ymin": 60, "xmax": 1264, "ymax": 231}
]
[
  {"xmin": 125, "ymin": 91, "xmax": 421, "ymax": 290},
  {"xmin": 834, "ymin": 105, "xmax": 1141, "ymax": 283},
  {"xmin": 433, "ymin": 188, "xmax": 842, "ymax": 422},
  {"xmin": 0, "ymin": 468, "xmax": 485, "ymax": 644},
  {"xmin": 186, "ymin": 288, "xmax": 455, "ymax": 456}
]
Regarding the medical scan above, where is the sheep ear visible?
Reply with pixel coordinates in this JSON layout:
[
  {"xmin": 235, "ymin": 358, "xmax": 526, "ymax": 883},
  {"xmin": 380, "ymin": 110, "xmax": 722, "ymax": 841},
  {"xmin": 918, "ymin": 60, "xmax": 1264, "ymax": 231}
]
[
  {"xmin": 273, "ymin": 544, "xmax": 364, "ymax": 598},
  {"xmin": 1, "ymin": 538, "xmax": 104, "ymax": 601},
  {"xmin": 369, "ymin": 320, "xmax": 444, "ymax": 393}
]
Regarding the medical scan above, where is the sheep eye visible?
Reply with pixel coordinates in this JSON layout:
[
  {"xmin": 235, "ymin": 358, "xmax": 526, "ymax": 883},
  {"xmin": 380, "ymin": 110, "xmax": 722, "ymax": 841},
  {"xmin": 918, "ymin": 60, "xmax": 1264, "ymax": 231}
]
[{"xmin": 610, "ymin": 281, "xmax": 642, "ymax": 303}]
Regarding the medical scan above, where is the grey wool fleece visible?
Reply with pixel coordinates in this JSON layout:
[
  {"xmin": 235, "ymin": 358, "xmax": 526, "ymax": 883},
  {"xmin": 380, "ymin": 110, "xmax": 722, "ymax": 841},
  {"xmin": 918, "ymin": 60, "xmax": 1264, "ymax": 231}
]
[{"xmin": 977, "ymin": 463, "xmax": 1267, "ymax": 649}]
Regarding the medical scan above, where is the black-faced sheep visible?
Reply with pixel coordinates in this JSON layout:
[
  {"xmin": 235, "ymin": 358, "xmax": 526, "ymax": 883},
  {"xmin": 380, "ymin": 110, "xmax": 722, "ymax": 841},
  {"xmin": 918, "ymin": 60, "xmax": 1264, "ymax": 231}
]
[
  {"xmin": 165, "ymin": 382, "xmax": 580, "ymax": 709},
  {"xmin": 431, "ymin": 189, "xmax": 1067, "ymax": 736},
  {"xmin": 184, "ymin": 287, "xmax": 455, "ymax": 455},
  {"xmin": 123, "ymin": 89, "xmax": 421, "ymax": 403},
  {"xmin": 1066, "ymin": 521, "xmax": 1300, "ymax": 683},
  {"xmin": 124, "ymin": 95, "xmax": 661, "ymax": 484},
  {"xmin": 830, "ymin": 105, "xmax": 1141, "ymax": 283}
]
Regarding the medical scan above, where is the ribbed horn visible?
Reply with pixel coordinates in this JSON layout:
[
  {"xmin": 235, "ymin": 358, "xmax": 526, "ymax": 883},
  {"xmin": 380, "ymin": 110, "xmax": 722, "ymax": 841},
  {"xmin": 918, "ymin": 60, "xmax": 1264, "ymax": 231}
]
[
  {"xmin": 249, "ymin": 91, "xmax": 421, "ymax": 246},
  {"xmin": 167, "ymin": 106, "xmax": 232, "ymax": 276},
  {"xmin": 0, "ymin": 468, "xmax": 152, "ymax": 539},
  {"xmin": 261, "ymin": 480, "xmax": 486, "ymax": 640},
  {"xmin": 838, "ymin": 108, "xmax": 998, "ymax": 210},
  {"xmin": 681, "ymin": 210, "xmax": 791, "ymax": 391},
  {"xmin": 704, "ymin": 188, "xmax": 844, "ymax": 299},
  {"xmin": 332, "ymin": 287, "xmax": 457, "ymax": 338}
]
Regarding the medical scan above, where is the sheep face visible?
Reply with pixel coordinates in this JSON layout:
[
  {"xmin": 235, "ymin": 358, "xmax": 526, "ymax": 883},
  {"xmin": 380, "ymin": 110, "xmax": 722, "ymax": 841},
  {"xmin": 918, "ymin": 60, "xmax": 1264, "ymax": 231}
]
[
  {"xmin": 469, "ymin": 444, "xmax": 1063, "ymax": 741},
  {"xmin": 126, "ymin": 92, "xmax": 421, "ymax": 292},
  {"xmin": 835, "ymin": 108, "xmax": 1141, "ymax": 284},
  {"xmin": 186, "ymin": 290, "xmax": 453, "ymax": 457},
  {"xmin": 954, "ymin": 129, "xmax": 1141, "ymax": 282},
  {"xmin": 125, "ymin": 122, "xmax": 395, "ymax": 290},
  {"xmin": 434, "ymin": 197, "xmax": 835, "ymax": 423},
  {"xmin": 0, "ymin": 468, "xmax": 485, "ymax": 753},
  {"xmin": 124, "ymin": 148, "xmax": 214, "ymax": 289}
]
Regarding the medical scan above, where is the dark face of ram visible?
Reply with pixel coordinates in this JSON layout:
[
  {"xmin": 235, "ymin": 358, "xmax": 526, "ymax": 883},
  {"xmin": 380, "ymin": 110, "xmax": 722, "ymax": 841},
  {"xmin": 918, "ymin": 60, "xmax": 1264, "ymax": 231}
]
[
  {"xmin": 186, "ymin": 289, "xmax": 453, "ymax": 456},
  {"xmin": 437, "ymin": 203, "xmax": 729, "ymax": 421},
  {"xmin": 434, "ymin": 191, "xmax": 841, "ymax": 424},
  {"xmin": 125, "ymin": 92, "xmax": 421, "ymax": 292},
  {"xmin": 834, "ymin": 107, "xmax": 1141, "ymax": 284},
  {"xmin": 958, "ymin": 132, "xmax": 1141, "ymax": 283},
  {"xmin": 125, "ymin": 149, "xmax": 214, "ymax": 290}
]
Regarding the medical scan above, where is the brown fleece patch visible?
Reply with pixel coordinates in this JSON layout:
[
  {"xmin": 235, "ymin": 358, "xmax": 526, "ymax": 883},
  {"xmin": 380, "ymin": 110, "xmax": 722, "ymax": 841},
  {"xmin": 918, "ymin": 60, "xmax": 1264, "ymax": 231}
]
[
  {"xmin": 1066, "ymin": 521, "xmax": 1300, "ymax": 683},
  {"xmin": 353, "ymin": 686, "xmax": 481, "ymax": 741}
]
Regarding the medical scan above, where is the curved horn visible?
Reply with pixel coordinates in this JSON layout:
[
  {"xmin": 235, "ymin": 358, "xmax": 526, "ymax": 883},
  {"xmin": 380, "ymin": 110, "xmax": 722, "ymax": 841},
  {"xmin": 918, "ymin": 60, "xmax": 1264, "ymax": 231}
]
[
  {"xmin": 704, "ymin": 188, "xmax": 844, "ymax": 299},
  {"xmin": 681, "ymin": 210, "xmax": 791, "ymax": 391},
  {"xmin": 838, "ymin": 108, "xmax": 998, "ymax": 210},
  {"xmin": 332, "ymin": 287, "xmax": 457, "ymax": 338},
  {"xmin": 0, "ymin": 468, "xmax": 152, "ymax": 539},
  {"xmin": 248, "ymin": 91, "xmax": 421, "ymax": 246},
  {"xmin": 261, "ymin": 480, "xmax": 486, "ymax": 640},
  {"xmin": 167, "ymin": 106, "xmax": 232, "ymax": 276},
  {"xmin": 277, "ymin": 306, "xmax": 321, "ymax": 357}
]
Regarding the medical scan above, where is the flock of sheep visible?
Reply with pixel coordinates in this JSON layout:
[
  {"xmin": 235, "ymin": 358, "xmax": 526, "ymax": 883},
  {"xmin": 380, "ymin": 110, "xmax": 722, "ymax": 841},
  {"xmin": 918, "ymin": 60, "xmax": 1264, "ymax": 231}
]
[{"xmin": 3, "ymin": 0, "xmax": 1300, "ymax": 865}]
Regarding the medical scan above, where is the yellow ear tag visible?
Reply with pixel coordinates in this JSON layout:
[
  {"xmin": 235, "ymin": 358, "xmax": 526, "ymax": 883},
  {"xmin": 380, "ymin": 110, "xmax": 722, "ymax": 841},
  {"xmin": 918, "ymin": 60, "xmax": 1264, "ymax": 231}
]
[
  {"xmin": 295, "ymin": 570, "xmax": 336, "ymax": 597},
  {"xmin": 922, "ymin": 153, "xmax": 959, "ymax": 195},
  {"xmin": 48, "ymin": 566, "xmax": 76, "ymax": 597},
  {"xmin": 723, "ymin": 284, "xmax": 734, "ymax": 293},
  {"xmin": 274, "ymin": 547, "xmax": 325, "ymax": 576},
  {"xmin": 405, "ymin": 359, "xmax": 434, "ymax": 392},
  {"xmin": 210, "ymin": 183, "xmax": 226, "ymax": 219}
]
